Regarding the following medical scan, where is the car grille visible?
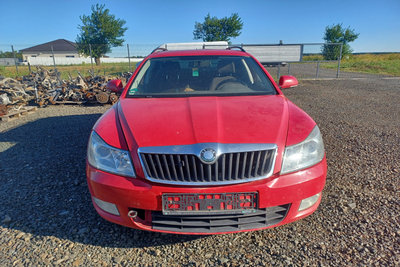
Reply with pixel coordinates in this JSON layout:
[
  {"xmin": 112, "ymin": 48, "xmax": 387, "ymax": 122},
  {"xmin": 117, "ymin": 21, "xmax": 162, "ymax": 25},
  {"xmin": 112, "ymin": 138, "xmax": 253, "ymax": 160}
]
[
  {"xmin": 152, "ymin": 204, "xmax": 290, "ymax": 233},
  {"xmin": 139, "ymin": 144, "xmax": 277, "ymax": 185}
]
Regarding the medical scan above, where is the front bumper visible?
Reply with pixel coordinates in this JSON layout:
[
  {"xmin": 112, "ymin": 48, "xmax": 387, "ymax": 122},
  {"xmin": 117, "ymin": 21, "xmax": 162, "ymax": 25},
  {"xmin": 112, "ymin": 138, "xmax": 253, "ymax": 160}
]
[{"xmin": 86, "ymin": 157, "xmax": 327, "ymax": 235}]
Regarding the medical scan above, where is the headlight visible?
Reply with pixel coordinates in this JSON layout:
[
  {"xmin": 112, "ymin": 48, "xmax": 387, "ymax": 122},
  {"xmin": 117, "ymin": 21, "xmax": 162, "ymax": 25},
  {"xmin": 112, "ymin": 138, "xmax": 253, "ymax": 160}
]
[
  {"xmin": 281, "ymin": 126, "xmax": 324, "ymax": 174},
  {"xmin": 87, "ymin": 131, "xmax": 136, "ymax": 177}
]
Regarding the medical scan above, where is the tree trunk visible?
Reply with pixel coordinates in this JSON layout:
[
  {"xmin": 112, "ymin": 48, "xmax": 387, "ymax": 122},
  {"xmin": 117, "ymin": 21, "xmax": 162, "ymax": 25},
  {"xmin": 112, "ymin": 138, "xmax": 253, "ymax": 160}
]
[{"xmin": 95, "ymin": 57, "xmax": 101, "ymax": 65}]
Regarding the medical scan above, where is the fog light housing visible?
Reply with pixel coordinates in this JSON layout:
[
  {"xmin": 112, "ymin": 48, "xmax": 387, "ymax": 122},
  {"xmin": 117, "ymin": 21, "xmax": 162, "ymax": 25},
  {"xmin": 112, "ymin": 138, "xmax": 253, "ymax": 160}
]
[
  {"xmin": 299, "ymin": 193, "xmax": 321, "ymax": 211},
  {"xmin": 92, "ymin": 197, "xmax": 120, "ymax": 216}
]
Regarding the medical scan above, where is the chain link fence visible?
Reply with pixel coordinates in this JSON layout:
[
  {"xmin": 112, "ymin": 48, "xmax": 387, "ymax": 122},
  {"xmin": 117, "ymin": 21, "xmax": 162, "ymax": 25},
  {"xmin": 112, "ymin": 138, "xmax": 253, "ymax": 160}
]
[
  {"xmin": 262, "ymin": 43, "xmax": 343, "ymax": 80},
  {"xmin": 1, "ymin": 42, "xmax": 368, "ymax": 80},
  {"xmin": 0, "ymin": 43, "xmax": 157, "ymax": 80}
]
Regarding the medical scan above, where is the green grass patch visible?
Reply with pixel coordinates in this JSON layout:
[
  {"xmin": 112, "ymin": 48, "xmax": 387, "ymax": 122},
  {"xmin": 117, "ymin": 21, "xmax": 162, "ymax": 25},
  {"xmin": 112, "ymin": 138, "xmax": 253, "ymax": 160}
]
[
  {"xmin": 0, "ymin": 62, "xmax": 138, "ymax": 79},
  {"xmin": 302, "ymin": 54, "xmax": 324, "ymax": 61},
  {"xmin": 324, "ymin": 54, "xmax": 400, "ymax": 76}
]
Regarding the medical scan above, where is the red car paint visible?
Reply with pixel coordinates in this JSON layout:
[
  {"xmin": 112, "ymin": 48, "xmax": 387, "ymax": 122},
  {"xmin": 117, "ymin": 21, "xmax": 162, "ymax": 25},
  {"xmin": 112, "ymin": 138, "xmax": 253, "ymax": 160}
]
[
  {"xmin": 106, "ymin": 79, "xmax": 124, "ymax": 93},
  {"xmin": 86, "ymin": 49, "xmax": 327, "ymax": 235}
]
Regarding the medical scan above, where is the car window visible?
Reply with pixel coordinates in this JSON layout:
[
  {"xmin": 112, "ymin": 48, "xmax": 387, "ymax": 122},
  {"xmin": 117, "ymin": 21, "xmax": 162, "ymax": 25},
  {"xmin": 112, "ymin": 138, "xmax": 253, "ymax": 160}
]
[{"xmin": 127, "ymin": 55, "xmax": 276, "ymax": 97}]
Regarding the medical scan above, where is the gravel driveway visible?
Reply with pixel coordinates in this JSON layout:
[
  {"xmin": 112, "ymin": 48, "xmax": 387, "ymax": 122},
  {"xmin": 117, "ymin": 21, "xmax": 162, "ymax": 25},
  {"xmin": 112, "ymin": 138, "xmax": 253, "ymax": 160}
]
[{"xmin": 0, "ymin": 77, "xmax": 399, "ymax": 266}]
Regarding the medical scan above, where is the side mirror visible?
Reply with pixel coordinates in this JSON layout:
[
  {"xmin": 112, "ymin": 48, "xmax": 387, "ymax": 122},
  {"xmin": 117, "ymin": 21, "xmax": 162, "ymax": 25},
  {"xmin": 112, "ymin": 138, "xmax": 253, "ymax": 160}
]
[
  {"xmin": 279, "ymin": 75, "xmax": 298, "ymax": 89},
  {"xmin": 106, "ymin": 79, "xmax": 124, "ymax": 93}
]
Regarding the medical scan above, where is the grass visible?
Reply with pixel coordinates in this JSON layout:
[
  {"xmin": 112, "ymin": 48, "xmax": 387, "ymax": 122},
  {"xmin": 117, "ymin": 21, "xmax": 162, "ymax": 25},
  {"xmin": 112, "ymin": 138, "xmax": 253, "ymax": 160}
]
[
  {"xmin": 1, "ymin": 54, "xmax": 399, "ymax": 78},
  {"xmin": 303, "ymin": 53, "xmax": 400, "ymax": 76},
  {"xmin": 333, "ymin": 54, "xmax": 400, "ymax": 76},
  {"xmin": 302, "ymin": 54, "xmax": 324, "ymax": 61},
  {"xmin": 0, "ymin": 62, "xmax": 138, "ymax": 80}
]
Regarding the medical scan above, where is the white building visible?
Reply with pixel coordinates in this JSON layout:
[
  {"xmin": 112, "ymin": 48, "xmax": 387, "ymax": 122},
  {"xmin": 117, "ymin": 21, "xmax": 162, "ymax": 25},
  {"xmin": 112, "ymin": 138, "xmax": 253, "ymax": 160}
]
[{"xmin": 20, "ymin": 39, "xmax": 80, "ymax": 61}]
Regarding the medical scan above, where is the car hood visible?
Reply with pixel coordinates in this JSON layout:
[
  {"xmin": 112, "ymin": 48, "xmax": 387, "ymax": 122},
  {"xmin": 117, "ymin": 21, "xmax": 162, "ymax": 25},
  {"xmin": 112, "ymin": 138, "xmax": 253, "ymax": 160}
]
[{"xmin": 117, "ymin": 95, "xmax": 289, "ymax": 149}]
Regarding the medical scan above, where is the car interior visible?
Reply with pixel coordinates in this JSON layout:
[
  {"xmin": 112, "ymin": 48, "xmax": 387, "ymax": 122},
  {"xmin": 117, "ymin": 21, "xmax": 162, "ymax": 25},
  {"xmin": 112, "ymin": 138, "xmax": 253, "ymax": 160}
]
[{"xmin": 129, "ymin": 56, "xmax": 276, "ymax": 96}]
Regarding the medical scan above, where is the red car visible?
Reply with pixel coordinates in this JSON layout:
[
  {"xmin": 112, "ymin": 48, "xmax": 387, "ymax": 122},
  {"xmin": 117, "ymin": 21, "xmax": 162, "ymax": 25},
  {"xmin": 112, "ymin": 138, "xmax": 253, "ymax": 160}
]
[{"xmin": 86, "ymin": 47, "xmax": 327, "ymax": 235}]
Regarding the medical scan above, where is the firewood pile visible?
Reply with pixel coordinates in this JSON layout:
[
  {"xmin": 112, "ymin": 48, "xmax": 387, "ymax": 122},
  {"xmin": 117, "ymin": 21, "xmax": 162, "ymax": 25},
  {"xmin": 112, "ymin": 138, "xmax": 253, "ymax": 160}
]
[
  {"xmin": 0, "ymin": 67, "xmax": 129, "ymax": 116},
  {"xmin": 0, "ymin": 77, "xmax": 36, "ymax": 116}
]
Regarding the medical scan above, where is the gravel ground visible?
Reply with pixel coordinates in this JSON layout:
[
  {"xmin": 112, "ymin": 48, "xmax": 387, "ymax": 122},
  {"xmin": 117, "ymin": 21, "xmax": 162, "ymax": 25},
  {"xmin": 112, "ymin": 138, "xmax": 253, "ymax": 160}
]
[{"xmin": 0, "ymin": 77, "xmax": 399, "ymax": 266}]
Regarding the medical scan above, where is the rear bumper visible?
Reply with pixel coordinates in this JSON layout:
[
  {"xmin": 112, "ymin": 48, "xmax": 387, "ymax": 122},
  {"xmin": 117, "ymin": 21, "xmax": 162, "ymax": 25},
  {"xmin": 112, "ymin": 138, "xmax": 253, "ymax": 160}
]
[{"xmin": 86, "ymin": 157, "xmax": 327, "ymax": 235}]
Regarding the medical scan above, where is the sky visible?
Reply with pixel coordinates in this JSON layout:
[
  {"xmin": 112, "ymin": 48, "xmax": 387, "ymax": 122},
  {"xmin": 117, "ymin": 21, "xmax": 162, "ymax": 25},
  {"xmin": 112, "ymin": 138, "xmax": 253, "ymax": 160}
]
[{"xmin": 0, "ymin": 0, "xmax": 399, "ymax": 56}]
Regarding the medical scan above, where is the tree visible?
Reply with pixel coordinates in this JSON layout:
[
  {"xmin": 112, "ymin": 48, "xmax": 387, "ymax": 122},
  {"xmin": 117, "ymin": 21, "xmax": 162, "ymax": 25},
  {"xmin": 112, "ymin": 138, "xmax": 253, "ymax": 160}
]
[
  {"xmin": 322, "ymin": 23, "xmax": 359, "ymax": 60},
  {"xmin": 193, "ymin": 13, "xmax": 243, "ymax": 43},
  {"xmin": 0, "ymin": 51, "xmax": 22, "ymax": 60},
  {"xmin": 76, "ymin": 4, "xmax": 127, "ymax": 65}
]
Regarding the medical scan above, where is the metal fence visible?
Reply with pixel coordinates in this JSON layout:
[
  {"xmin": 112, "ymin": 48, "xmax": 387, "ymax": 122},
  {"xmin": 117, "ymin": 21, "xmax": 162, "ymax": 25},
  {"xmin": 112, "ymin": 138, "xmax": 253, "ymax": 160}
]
[
  {"xmin": 0, "ymin": 43, "xmax": 154, "ymax": 80},
  {"xmin": 0, "ymin": 42, "xmax": 348, "ymax": 80},
  {"xmin": 260, "ymin": 43, "xmax": 344, "ymax": 80}
]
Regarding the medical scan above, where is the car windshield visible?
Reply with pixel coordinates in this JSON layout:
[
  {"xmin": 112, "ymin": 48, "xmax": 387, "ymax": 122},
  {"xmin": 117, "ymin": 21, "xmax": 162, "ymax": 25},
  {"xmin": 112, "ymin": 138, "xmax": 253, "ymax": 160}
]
[{"xmin": 127, "ymin": 55, "xmax": 276, "ymax": 97}]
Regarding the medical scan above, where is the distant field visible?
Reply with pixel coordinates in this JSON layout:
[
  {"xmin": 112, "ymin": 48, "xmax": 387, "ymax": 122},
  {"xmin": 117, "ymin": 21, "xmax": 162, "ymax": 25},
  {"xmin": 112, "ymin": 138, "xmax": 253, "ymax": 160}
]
[
  {"xmin": 0, "ymin": 62, "xmax": 138, "ymax": 80},
  {"xmin": 303, "ymin": 53, "xmax": 400, "ymax": 76}
]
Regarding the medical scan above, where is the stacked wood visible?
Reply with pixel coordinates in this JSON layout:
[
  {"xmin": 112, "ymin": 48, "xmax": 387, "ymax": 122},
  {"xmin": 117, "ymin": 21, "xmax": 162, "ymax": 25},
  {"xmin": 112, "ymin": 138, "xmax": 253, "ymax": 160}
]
[{"xmin": 0, "ymin": 67, "xmax": 130, "ymax": 116}]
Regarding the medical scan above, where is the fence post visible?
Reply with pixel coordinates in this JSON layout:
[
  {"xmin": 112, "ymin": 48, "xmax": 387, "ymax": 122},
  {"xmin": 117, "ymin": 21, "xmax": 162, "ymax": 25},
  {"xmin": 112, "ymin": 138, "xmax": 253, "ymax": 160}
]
[
  {"xmin": 89, "ymin": 44, "xmax": 94, "ymax": 76},
  {"xmin": 336, "ymin": 43, "xmax": 343, "ymax": 78},
  {"xmin": 277, "ymin": 64, "xmax": 281, "ymax": 80},
  {"xmin": 51, "ymin": 45, "xmax": 56, "ymax": 69},
  {"xmin": 288, "ymin": 63, "xmax": 291, "ymax": 75},
  {"xmin": 11, "ymin": 45, "xmax": 19, "ymax": 76},
  {"xmin": 127, "ymin": 44, "xmax": 131, "ymax": 72},
  {"xmin": 316, "ymin": 61, "xmax": 320, "ymax": 78},
  {"xmin": 51, "ymin": 45, "xmax": 61, "ymax": 83}
]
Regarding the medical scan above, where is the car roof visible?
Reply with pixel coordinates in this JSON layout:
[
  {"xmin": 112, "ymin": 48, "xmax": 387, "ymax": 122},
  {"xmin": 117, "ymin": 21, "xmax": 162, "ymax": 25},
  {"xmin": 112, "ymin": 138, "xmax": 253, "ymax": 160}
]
[{"xmin": 147, "ymin": 49, "xmax": 250, "ymax": 59}]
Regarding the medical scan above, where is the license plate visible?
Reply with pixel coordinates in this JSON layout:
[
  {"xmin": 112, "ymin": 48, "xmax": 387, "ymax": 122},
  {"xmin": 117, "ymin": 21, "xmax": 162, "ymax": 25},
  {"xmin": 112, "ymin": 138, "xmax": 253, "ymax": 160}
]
[{"xmin": 162, "ymin": 192, "xmax": 258, "ymax": 215}]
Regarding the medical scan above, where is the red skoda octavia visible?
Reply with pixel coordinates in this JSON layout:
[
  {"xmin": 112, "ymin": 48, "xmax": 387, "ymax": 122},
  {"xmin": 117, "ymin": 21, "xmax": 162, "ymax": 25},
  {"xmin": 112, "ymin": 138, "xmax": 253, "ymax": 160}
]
[{"xmin": 86, "ymin": 47, "xmax": 327, "ymax": 234}]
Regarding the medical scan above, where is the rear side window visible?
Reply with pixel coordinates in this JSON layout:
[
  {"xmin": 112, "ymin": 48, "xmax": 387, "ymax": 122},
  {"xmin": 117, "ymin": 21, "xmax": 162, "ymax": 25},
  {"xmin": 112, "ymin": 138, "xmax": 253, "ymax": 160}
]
[{"xmin": 128, "ymin": 55, "xmax": 276, "ymax": 97}]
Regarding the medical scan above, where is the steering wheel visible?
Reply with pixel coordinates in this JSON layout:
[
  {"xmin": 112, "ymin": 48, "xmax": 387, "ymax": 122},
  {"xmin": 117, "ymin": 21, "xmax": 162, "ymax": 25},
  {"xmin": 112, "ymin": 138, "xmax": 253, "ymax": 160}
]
[
  {"xmin": 215, "ymin": 77, "xmax": 249, "ymax": 91},
  {"xmin": 214, "ymin": 77, "xmax": 238, "ymax": 90}
]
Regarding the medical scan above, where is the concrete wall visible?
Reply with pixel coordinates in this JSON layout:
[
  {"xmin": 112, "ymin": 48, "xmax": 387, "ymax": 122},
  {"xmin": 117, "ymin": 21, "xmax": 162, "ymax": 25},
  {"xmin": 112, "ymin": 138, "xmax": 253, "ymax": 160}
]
[
  {"xmin": 27, "ymin": 56, "xmax": 143, "ymax": 66},
  {"xmin": 0, "ymin": 58, "xmax": 18, "ymax": 66},
  {"xmin": 22, "ymin": 52, "xmax": 80, "ymax": 61}
]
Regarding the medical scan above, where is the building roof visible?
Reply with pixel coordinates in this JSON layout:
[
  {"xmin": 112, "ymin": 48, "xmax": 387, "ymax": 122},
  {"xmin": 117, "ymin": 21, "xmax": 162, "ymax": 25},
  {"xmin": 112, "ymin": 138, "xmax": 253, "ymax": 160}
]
[{"xmin": 21, "ymin": 39, "xmax": 77, "ymax": 52}]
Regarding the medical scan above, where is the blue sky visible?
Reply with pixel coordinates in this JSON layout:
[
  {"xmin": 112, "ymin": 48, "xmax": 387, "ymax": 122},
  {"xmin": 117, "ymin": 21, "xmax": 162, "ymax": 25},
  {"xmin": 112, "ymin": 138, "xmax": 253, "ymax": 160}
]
[{"xmin": 0, "ymin": 0, "xmax": 399, "ymax": 55}]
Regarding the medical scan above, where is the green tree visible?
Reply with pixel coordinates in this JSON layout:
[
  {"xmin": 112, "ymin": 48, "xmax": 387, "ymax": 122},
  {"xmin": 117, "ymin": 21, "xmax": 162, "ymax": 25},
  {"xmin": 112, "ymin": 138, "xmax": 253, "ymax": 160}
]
[
  {"xmin": 76, "ymin": 4, "xmax": 127, "ymax": 65},
  {"xmin": 193, "ymin": 13, "xmax": 243, "ymax": 43},
  {"xmin": 322, "ymin": 23, "xmax": 359, "ymax": 60},
  {"xmin": 0, "ymin": 51, "xmax": 22, "ymax": 60}
]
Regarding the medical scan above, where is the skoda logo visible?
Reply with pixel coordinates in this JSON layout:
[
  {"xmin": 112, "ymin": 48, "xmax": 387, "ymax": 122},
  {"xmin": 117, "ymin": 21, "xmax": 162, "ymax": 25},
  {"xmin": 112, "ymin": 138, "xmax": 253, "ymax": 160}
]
[{"xmin": 199, "ymin": 148, "xmax": 217, "ymax": 164}]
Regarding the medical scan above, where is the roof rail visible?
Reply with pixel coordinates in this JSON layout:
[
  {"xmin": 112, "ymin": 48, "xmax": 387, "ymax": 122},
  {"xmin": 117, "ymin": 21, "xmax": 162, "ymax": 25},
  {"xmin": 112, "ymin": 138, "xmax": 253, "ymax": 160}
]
[
  {"xmin": 155, "ymin": 42, "xmax": 229, "ymax": 52},
  {"xmin": 151, "ymin": 47, "xmax": 167, "ymax": 54},
  {"xmin": 227, "ymin": 46, "xmax": 246, "ymax": 52},
  {"xmin": 150, "ymin": 43, "xmax": 247, "ymax": 55}
]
